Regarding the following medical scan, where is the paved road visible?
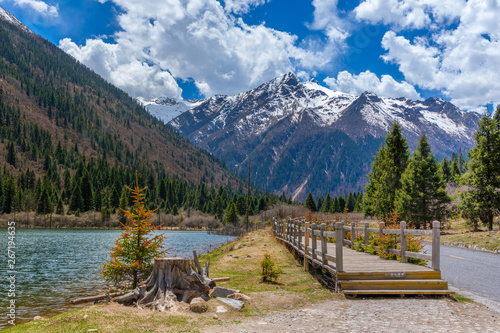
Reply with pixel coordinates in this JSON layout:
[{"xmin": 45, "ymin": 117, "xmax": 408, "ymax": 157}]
[{"xmin": 425, "ymin": 244, "xmax": 500, "ymax": 305}]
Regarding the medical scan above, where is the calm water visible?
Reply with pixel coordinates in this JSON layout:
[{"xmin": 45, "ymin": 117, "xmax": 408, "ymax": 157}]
[{"xmin": 0, "ymin": 228, "xmax": 234, "ymax": 329}]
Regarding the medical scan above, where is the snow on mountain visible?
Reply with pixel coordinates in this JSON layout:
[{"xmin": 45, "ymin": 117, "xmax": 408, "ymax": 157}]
[
  {"xmin": 168, "ymin": 72, "xmax": 481, "ymax": 200},
  {"xmin": 136, "ymin": 97, "xmax": 202, "ymax": 123},
  {"xmin": 0, "ymin": 6, "xmax": 31, "ymax": 32}
]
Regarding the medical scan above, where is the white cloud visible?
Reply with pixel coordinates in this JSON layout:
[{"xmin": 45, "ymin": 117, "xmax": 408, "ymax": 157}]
[
  {"xmin": 59, "ymin": 0, "xmax": 346, "ymax": 99},
  {"xmin": 223, "ymin": 0, "xmax": 269, "ymax": 14},
  {"xmin": 354, "ymin": 0, "xmax": 465, "ymax": 30},
  {"xmin": 10, "ymin": 0, "xmax": 58, "ymax": 17},
  {"xmin": 324, "ymin": 70, "xmax": 421, "ymax": 100},
  {"xmin": 379, "ymin": 0, "xmax": 500, "ymax": 110}
]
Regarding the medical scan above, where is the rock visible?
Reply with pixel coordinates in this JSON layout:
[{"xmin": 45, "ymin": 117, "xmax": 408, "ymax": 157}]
[
  {"xmin": 210, "ymin": 287, "xmax": 240, "ymax": 298},
  {"xmin": 213, "ymin": 314, "xmax": 218, "ymax": 320},
  {"xmin": 87, "ymin": 330, "xmax": 98, "ymax": 332},
  {"xmin": 189, "ymin": 297, "xmax": 208, "ymax": 313},
  {"xmin": 228, "ymin": 293, "xmax": 251, "ymax": 301},
  {"xmin": 33, "ymin": 316, "xmax": 44, "ymax": 320},
  {"xmin": 83, "ymin": 314, "xmax": 89, "ymax": 319},
  {"xmin": 216, "ymin": 306, "xmax": 228, "ymax": 313},
  {"xmin": 217, "ymin": 297, "xmax": 245, "ymax": 311}
]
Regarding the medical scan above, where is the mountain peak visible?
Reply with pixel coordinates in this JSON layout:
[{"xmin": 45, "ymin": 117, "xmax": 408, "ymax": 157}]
[{"xmin": 280, "ymin": 72, "xmax": 300, "ymax": 86}]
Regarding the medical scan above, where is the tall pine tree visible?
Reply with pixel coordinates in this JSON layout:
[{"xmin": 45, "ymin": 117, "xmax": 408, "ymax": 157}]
[
  {"xmin": 363, "ymin": 122, "xmax": 409, "ymax": 218},
  {"xmin": 396, "ymin": 133, "xmax": 451, "ymax": 229},
  {"xmin": 459, "ymin": 112, "xmax": 500, "ymax": 231}
]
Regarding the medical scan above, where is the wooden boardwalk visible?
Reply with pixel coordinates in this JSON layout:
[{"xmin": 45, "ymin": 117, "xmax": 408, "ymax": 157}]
[{"xmin": 273, "ymin": 218, "xmax": 452, "ymax": 296}]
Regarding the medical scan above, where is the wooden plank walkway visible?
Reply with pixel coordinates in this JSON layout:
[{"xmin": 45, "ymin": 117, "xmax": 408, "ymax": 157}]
[{"xmin": 273, "ymin": 218, "xmax": 453, "ymax": 296}]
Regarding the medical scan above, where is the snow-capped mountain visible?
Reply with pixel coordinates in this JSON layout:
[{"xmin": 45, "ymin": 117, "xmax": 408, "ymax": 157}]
[
  {"xmin": 136, "ymin": 96, "xmax": 203, "ymax": 123},
  {"xmin": 169, "ymin": 72, "xmax": 480, "ymax": 200},
  {"xmin": 0, "ymin": 6, "xmax": 30, "ymax": 32}
]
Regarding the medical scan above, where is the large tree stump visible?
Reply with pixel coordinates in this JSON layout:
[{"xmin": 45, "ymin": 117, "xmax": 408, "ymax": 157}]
[{"xmin": 114, "ymin": 251, "xmax": 215, "ymax": 311}]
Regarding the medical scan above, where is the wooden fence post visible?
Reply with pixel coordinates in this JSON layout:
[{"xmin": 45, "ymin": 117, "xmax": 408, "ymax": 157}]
[
  {"xmin": 304, "ymin": 222, "xmax": 310, "ymax": 271},
  {"xmin": 364, "ymin": 222, "xmax": 369, "ymax": 247},
  {"xmin": 320, "ymin": 223, "xmax": 327, "ymax": 265},
  {"xmin": 311, "ymin": 223, "xmax": 317, "ymax": 261},
  {"xmin": 335, "ymin": 222, "xmax": 344, "ymax": 272},
  {"xmin": 298, "ymin": 220, "xmax": 302, "ymax": 250},
  {"xmin": 432, "ymin": 221, "xmax": 441, "ymax": 271},
  {"xmin": 351, "ymin": 221, "xmax": 356, "ymax": 246},
  {"xmin": 400, "ymin": 221, "xmax": 407, "ymax": 263},
  {"xmin": 379, "ymin": 221, "xmax": 385, "ymax": 234}
]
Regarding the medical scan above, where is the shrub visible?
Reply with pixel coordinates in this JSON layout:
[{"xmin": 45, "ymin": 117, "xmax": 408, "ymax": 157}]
[{"xmin": 260, "ymin": 253, "xmax": 282, "ymax": 283}]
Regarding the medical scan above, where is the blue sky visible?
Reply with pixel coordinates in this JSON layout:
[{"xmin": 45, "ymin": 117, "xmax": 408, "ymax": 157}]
[{"xmin": 1, "ymin": 0, "xmax": 499, "ymax": 111}]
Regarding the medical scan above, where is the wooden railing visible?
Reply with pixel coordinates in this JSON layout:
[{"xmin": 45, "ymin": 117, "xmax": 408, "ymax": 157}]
[{"xmin": 272, "ymin": 218, "xmax": 441, "ymax": 272}]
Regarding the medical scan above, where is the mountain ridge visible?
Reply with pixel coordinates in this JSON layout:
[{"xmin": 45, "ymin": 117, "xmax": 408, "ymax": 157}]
[{"xmin": 166, "ymin": 72, "xmax": 481, "ymax": 200}]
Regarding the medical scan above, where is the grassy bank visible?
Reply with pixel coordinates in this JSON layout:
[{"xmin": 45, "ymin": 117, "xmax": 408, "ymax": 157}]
[
  {"xmin": 438, "ymin": 218, "xmax": 500, "ymax": 252},
  {"xmin": 5, "ymin": 227, "xmax": 332, "ymax": 332}
]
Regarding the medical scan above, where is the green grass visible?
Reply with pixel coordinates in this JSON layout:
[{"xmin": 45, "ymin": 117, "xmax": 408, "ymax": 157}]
[{"xmin": 7, "ymin": 227, "xmax": 332, "ymax": 332}]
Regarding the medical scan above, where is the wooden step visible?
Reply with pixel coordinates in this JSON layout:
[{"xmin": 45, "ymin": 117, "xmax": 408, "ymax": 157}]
[
  {"xmin": 338, "ymin": 271, "xmax": 441, "ymax": 281},
  {"xmin": 343, "ymin": 289, "xmax": 454, "ymax": 296},
  {"xmin": 340, "ymin": 279, "xmax": 448, "ymax": 291}
]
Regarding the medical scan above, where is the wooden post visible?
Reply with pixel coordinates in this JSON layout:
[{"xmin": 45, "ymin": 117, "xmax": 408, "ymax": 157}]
[
  {"xmin": 320, "ymin": 223, "xmax": 327, "ymax": 265},
  {"xmin": 335, "ymin": 222, "xmax": 344, "ymax": 272},
  {"xmin": 298, "ymin": 220, "xmax": 302, "ymax": 250},
  {"xmin": 304, "ymin": 222, "xmax": 310, "ymax": 271},
  {"xmin": 351, "ymin": 221, "xmax": 356, "ymax": 246},
  {"xmin": 311, "ymin": 223, "xmax": 317, "ymax": 261},
  {"xmin": 432, "ymin": 221, "xmax": 441, "ymax": 271},
  {"xmin": 379, "ymin": 221, "xmax": 385, "ymax": 234},
  {"xmin": 282, "ymin": 220, "xmax": 286, "ymax": 240},
  {"xmin": 364, "ymin": 222, "xmax": 369, "ymax": 247},
  {"xmin": 400, "ymin": 221, "xmax": 407, "ymax": 263}
]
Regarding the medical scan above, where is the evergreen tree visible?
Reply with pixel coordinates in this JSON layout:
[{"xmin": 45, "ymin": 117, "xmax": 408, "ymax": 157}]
[
  {"xmin": 363, "ymin": 122, "xmax": 409, "ymax": 218},
  {"xmin": 69, "ymin": 184, "xmax": 84, "ymax": 213},
  {"xmin": 36, "ymin": 187, "xmax": 52, "ymax": 215},
  {"xmin": 450, "ymin": 155, "xmax": 461, "ymax": 181},
  {"xmin": 56, "ymin": 195, "xmax": 64, "ymax": 215},
  {"xmin": 346, "ymin": 193, "xmax": 356, "ymax": 212},
  {"xmin": 396, "ymin": 134, "xmax": 451, "ymax": 229},
  {"xmin": 214, "ymin": 195, "xmax": 224, "ymax": 221},
  {"xmin": 316, "ymin": 196, "xmax": 324, "ymax": 212},
  {"xmin": 118, "ymin": 188, "xmax": 129, "ymax": 224},
  {"xmin": 236, "ymin": 195, "xmax": 246, "ymax": 215},
  {"xmin": 171, "ymin": 204, "xmax": 179, "ymax": 216},
  {"xmin": 2, "ymin": 178, "xmax": 15, "ymax": 214},
  {"xmin": 80, "ymin": 171, "xmax": 93, "ymax": 212},
  {"xmin": 459, "ymin": 113, "xmax": 500, "ymax": 231},
  {"xmin": 101, "ymin": 172, "xmax": 169, "ymax": 289},
  {"xmin": 323, "ymin": 193, "xmax": 332, "ymax": 213},
  {"xmin": 305, "ymin": 192, "xmax": 317, "ymax": 212},
  {"xmin": 224, "ymin": 201, "xmax": 239, "ymax": 225},
  {"xmin": 6, "ymin": 141, "xmax": 16, "ymax": 167},
  {"xmin": 440, "ymin": 156, "xmax": 451, "ymax": 184}
]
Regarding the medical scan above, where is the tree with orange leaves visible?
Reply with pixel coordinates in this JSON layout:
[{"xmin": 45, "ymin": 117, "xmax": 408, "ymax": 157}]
[{"xmin": 102, "ymin": 171, "xmax": 171, "ymax": 289}]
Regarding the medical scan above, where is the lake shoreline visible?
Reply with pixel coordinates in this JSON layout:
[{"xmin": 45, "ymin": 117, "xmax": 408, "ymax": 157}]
[{"xmin": 0, "ymin": 229, "xmax": 235, "ymax": 330}]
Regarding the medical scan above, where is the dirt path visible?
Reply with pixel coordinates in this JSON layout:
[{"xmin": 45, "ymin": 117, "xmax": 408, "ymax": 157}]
[{"xmin": 205, "ymin": 297, "xmax": 500, "ymax": 333}]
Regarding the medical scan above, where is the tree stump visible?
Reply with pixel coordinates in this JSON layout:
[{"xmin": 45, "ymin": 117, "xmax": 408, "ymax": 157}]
[{"xmin": 114, "ymin": 251, "xmax": 214, "ymax": 311}]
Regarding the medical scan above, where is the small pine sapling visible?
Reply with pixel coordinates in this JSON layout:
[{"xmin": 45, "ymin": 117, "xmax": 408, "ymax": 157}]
[
  {"xmin": 260, "ymin": 253, "xmax": 282, "ymax": 283},
  {"xmin": 101, "ymin": 171, "xmax": 171, "ymax": 289}
]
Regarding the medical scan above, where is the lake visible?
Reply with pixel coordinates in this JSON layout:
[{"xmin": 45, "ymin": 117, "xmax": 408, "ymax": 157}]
[{"xmin": 0, "ymin": 228, "xmax": 234, "ymax": 329}]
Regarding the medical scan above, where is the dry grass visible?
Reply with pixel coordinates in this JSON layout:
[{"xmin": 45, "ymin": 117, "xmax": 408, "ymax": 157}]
[
  {"xmin": 6, "ymin": 227, "xmax": 332, "ymax": 332},
  {"xmin": 437, "ymin": 217, "xmax": 500, "ymax": 251}
]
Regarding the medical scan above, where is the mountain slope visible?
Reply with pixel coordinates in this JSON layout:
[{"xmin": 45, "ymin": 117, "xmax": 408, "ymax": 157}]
[
  {"xmin": 0, "ymin": 7, "xmax": 241, "ymax": 188},
  {"xmin": 169, "ymin": 73, "xmax": 481, "ymax": 200}
]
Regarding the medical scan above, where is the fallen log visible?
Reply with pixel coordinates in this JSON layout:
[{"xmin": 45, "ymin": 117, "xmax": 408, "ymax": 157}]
[
  {"xmin": 70, "ymin": 291, "xmax": 127, "ymax": 304},
  {"xmin": 114, "ymin": 250, "xmax": 215, "ymax": 311},
  {"xmin": 212, "ymin": 277, "xmax": 230, "ymax": 282}
]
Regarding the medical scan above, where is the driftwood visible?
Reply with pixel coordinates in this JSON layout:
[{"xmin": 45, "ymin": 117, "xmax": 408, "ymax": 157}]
[
  {"xmin": 69, "ymin": 291, "xmax": 127, "ymax": 304},
  {"xmin": 114, "ymin": 251, "xmax": 215, "ymax": 311},
  {"xmin": 212, "ymin": 277, "xmax": 230, "ymax": 282}
]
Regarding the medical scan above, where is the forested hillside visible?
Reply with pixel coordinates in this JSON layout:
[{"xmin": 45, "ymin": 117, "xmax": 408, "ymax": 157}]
[{"xmin": 0, "ymin": 15, "xmax": 255, "ymax": 222}]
